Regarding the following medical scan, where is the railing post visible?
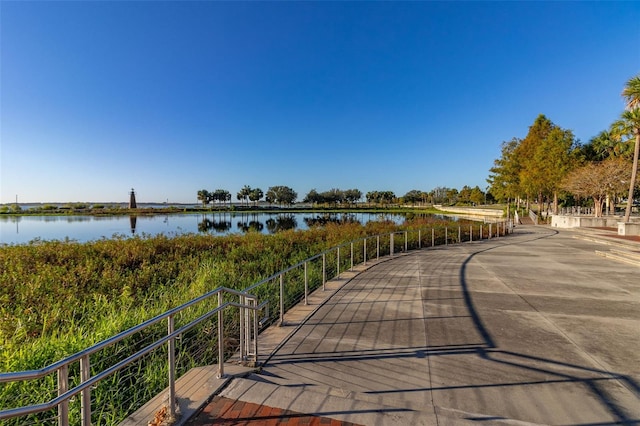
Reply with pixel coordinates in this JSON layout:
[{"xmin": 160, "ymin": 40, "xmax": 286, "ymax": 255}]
[
  {"xmin": 480, "ymin": 225, "xmax": 483, "ymax": 240},
  {"xmin": 489, "ymin": 223, "xmax": 492, "ymax": 239},
  {"xmin": 404, "ymin": 231, "xmax": 408, "ymax": 252},
  {"xmin": 432, "ymin": 228, "xmax": 434, "ymax": 247},
  {"xmin": 168, "ymin": 315, "xmax": 176, "ymax": 420},
  {"xmin": 445, "ymin": 228, "xmax": 448, "ymax": 246},
  {"xmin": 390, "ymin": 233, "xmax": 394, "ymax": 256},
  {"xmin": 304, "ymin": 261, "xmax": 308, "ymax": 305},
  {"xmin": 80, "ymin": 355, "xmax": 91, "ymax": 426},
  {"xmin": 419, "ymin": 229, "xmax": 422, "ymax": 249},
  {"xmin": 322, "ymin": 253, "xmax": 326, "ymax": 290},
  {"xmin": 253, "ymin": 299, "xmax": 259, "ymax": 366},
  {"xmin": 239, "ymin": 295, "xmax": 246, "ymax": 361},
  {"xmin": 217, "ymin": 291, "xmax": 225, "ymax": 378},
  {"xmin": 470, "ymin": 225, "xmax": 473, "ymax": 242},
  {"xmin": 458, "ymin": 226, "xmax": 461, "ymax": 243},
  {"xmin": 364, "ymin": 238, "xmax": 367, "ymax": 265},
  {"xmin": 58, "ymin": 365, "xmax": 69, "ymax": 426},
  {"xmin": 350, "ymin": 242, "xmax": 354, "ymax": 270},
  {"xmin": 279, "ymin": 273, "xmax": 284, "ymax": 326},
  {"xmin": 376, "ymin": 235, "xmax": 380, "ymax": 260}
]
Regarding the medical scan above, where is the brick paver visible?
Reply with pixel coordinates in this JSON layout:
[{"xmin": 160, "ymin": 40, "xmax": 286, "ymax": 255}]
[{"xmin": 186, "ymin": 396, "xmax": 363, "ymax": 426}]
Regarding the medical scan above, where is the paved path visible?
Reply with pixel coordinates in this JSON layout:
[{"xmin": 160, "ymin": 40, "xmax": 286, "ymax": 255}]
[{"xmin": 189, "ymin": 226, "xmax": 640, "ymax": 425}]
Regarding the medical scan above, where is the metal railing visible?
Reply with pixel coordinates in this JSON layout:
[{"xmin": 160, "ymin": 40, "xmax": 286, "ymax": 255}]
[
  {"xmin": 0, "ymin": 287, "xmax": 268, "ymax": 426},
  {"xmin": 0, "ymin": 222, "xmax": 510, "ymax": 426}
]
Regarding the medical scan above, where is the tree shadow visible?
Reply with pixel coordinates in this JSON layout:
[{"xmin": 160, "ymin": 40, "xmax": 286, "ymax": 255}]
[{"xmin": 255, "ymin": 229, "xmax": 640, "ymax": 424}]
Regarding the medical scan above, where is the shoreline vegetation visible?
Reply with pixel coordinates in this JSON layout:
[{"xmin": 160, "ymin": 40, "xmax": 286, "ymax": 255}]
[
  {"xmin": 0, "ymin": 202, "xmax": 503, "ymax": 217},
  {"xmin": 0, "ymin": 217, "xmax": 493, "ymax": 424}
]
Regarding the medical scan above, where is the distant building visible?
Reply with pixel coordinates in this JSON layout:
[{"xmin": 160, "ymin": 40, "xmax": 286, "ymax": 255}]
[{"xmin": 129, "ymin": 188, "xmax": 137, "ymax": 209}]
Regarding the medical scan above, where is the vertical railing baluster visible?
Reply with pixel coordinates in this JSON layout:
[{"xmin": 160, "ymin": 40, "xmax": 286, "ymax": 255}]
[
  {"xmin": 322, "ymin": 253, "xmax": 326, "ymax": 290},
  {"xmin": 350, "ymin": 242, "xmax": 353, "ymax": 270},
  {"xmin": 390, "ymin": 233, "xmax": 394, "ymax": 256},
  {"xmin": 364, "ymin": 238, "xmax": 367, "ymax": 265},
  {"xmin": 404, "ymin": 231, "xmax": 408, "ymax": 252},
  {"xmin": 239, "ymin": 294, "xmax": 245, "ymax": 361},
  {"xmin": 168, "ymin": 315, "xmax": 176, "ymax": 419},
  {"xmin": 217, "ymin": 292, "xmax": 224, "ymax": 378},
  {"xmin": 80, "ymin": 355, "xmax": 91, "ymax": 426},
  {"xmin": 445, "ymin": 228, "xmax": 448, "ymax": 246},
  {"xmin": 376, "ymin": 236, "xmax": 380, "ymax": 260},
  {"xmin": 419, "ymin": 230, "xmax": 422, "ymax": 249},
  {"xmin": 58, "ymin": 365, "xmax": 69, "ymax": 426},
  {"xmin": 304, "ymin": 261, "xmax": 308, "ymax": 305},
  {"xmin": 279, "ymin": 274, "xmax": 284, "ymax": 326},
  {"xmin": 337, "ymin": 247, "xmax": 340, "ymax": 276},
  {"xmin": 470, "ymin": 225, "xmax": 473, "ymax": 242},
  {"xmin": 253, "ymin": 299, "xmax": 259, "ymax": 365}
]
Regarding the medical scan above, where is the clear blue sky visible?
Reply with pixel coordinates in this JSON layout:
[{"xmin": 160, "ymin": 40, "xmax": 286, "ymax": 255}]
[{"xmin": 1, "ymin": 1, "xmax": 639, "ymax": 204}]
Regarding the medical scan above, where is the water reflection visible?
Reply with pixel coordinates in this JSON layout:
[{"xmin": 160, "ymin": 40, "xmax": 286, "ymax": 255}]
[
  {"xmin": 129, "ymin": 215, "xmax": 137, "ymax": 234},
  {"xmin": 198, "ymin": 218, "xmax": 232, "ymax": 233},
  {"xmin": 303, "ymin": 213, "xmax": 361, "ymax": 227},
  {"xmin": 202, "ymin": 212, "xmax": 368, "ymax": 234},
  {"xmin": 265, "ymin": 214, "xmax": 297, "ymax": 233},
  {"xmin": 237, "ymin": 220, "xmax": 264, "ymax": 233},
  {"xmin": 0, "ymin": 211, "xmax": 412, "ymax": 245}
]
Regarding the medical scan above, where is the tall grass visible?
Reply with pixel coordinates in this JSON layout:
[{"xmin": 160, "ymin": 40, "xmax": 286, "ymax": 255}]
[{"xmin": 0, "ymin": 217, "xmax": 464, "ymax": 424}]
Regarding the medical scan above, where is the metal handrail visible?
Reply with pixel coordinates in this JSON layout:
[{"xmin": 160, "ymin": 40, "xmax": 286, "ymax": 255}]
[
  {"xmin": 0, "ymin": 286, "xmax": 266, "ymax": 424},
  {"xmin": 0, "ymin": 287, "xmax": 256, "ymax": 384},
  {"xmin": 0, "ymin": 222, "xmax": 510, "ymax": 425}
]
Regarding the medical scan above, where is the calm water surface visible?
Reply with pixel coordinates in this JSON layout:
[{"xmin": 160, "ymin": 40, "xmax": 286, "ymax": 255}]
[{"xmin": 0, "ymin": 212, "xmax": 413, "ymax": 245}]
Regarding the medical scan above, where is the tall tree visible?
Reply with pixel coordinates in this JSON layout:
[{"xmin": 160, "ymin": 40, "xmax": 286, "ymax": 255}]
[
  {"xmin": 470, "ymin": 186, "xmax": 485, "ymax": 205},
  {"xmin": 403, "ymin": 190, "xmax": 423, "ymax": 206},
  {"xmin": 515, "ymin": 115, "xmax": 578, "ymax": 214},
  {"xmin": 249, "ymin": 188, "xmax": 264, "ymax": 206},
  {"xmin": 487, "ymin": 138, "xmax": 522, "ymax": 204},
  {"xmin": 621, "ymin": 74, "xmax": 640, "ymax": 223},
  {"xmin": 458, "ymin": 186, "xmax": 472, "ymax": 204},
  {"xmin": 236, "ymin": 185, "xmax": 251, "ymax": 206},
  {"xmin": 303, "ymin": 189, "xmax": 322, "ymax": 205},
  {"xmin": 321, "ymin": 188, "xmax": 344, "ymax": 206},
  {"xmin": 343, "ymin": 188, "xmax": 362, "ymax": 206},
  {"xmin": 266, "ymin": 186, "xmax": 297, "ymax": 206},
  {"xmin": 197, "ymin": 189, "xmax": 210, "ymax": 207},
  {"xmin": 212, "ymin": 189, "xmax": 231, "ymax": 207}
]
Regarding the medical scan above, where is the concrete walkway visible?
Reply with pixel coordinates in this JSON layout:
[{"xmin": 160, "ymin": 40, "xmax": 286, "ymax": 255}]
[{"xmin": 189, "ymin": 226, "xmax": 640, "ymax": 425}]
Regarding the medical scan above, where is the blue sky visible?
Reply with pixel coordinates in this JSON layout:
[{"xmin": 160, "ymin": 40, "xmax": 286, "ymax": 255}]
[{"xmin": 1, "ymin": 1, "xmax": 639, "ymax": 204}]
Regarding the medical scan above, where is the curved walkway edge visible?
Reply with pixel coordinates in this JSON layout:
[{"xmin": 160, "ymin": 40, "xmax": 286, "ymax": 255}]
[{"xmin": 187, "ymin": 225, "xmax": 640, "ymax": 425}]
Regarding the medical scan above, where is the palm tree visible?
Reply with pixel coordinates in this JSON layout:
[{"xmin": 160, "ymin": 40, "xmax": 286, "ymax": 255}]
[
  {"xmin": 249, "ymin": 188, "xmax": 263, "ymax": 206},
  {"xmin": 621, "ymin": 75, "xmax": 640, "ymax": 223},
  {"xmin": 236, "ymin": 186, "xmax": 251, "ymax": 207},
  {"xmin": 197, "ymin": 189, "xmax": 209, "ymax": 207},
  {"xmin": 622, "ymin": 75, "xmax": 640, "ymax": 110}
]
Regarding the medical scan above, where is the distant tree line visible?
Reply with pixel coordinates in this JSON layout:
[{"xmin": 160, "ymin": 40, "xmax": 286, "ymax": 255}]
[
  {"xmin": 304, "ymin": 188, "xmax": 363, "ymax": 207},
  {"xmin": 197, "ymin": 185, "xmax": 297, "ymax": 208},
  {"xmin": 195, "ymin": 185, "xmax": 491, "ymax": 209}
]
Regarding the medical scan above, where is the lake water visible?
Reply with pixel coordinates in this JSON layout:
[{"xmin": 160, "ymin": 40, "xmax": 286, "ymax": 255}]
[{"xmin": 0, "ymin": 212, "xmax": 416, "ymax": 245}]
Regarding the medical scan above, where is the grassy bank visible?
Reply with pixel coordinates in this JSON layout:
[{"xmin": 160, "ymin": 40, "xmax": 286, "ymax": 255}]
[{"xmin": 0, "ymin": 217, "xmax": 472, "ymax": 424}]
